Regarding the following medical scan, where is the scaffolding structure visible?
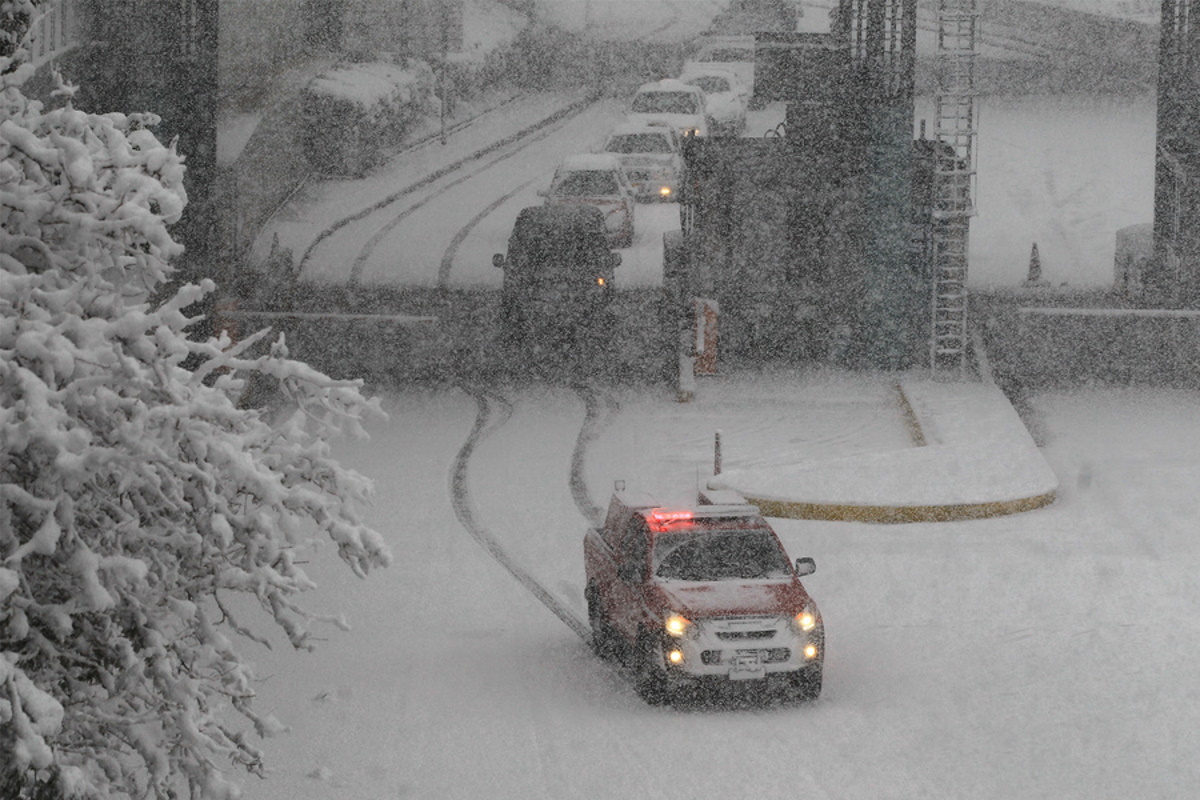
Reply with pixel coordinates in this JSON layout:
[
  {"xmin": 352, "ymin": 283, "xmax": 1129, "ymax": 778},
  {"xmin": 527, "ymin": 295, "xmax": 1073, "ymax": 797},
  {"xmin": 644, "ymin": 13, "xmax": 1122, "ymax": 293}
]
[
  {"xmin": 1152, "ymin": 0, "xmax": 1200, "ymax": 306},
  {"xmin": 930, "ymin": 0, "xmax": 978, "ymax": 378}
]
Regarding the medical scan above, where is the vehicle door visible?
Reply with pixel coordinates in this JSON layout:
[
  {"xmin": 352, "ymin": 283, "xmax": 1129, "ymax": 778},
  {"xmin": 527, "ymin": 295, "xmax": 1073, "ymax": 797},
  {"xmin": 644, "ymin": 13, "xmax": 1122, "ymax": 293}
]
[
  {"xmin": 586, "ymin": 516, "xmax": 624, "ymax": 609},
  {"xmin": 609, "ymin": 516, "xmax": 652, "ymax": 641}
]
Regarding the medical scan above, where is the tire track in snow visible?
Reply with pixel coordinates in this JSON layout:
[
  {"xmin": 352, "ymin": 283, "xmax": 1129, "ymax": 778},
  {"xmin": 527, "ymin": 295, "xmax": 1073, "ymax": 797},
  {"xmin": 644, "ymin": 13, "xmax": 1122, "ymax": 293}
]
[
  {"xmin": 347, "ymin": 109, "xmax": 596, "ymax": 285},
  {"xmin": 437, "ymin": 176, "xmax": 540, "ymax": 288},
  {"xmin": 451, "ymin": 385, "xmax": 591, "ymax": 640},
  {"xmin": 569, "ymin": 383, "xmax": 621, "ymax": 527},
  {"xmin": 296, "ymin": 95, "xmax": 596, "ymax": 280}
]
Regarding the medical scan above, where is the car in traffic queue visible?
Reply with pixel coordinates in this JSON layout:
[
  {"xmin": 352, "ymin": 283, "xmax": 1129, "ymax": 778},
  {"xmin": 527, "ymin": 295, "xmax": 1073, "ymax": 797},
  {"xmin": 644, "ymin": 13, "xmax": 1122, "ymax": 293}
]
[
  {"xmin": 540, "ymin": 153, "xmax": 637, "ymax": 248},
  {"xmin": 600, "ymin": 122, "xmax": 684, "ymax": 203},
  {"xmin": 679, "ymin": 65, "xmax": 749, "ymax": 137},
  {"xmin": 684, "ymin": 34, "xmax": 759, "ymax": 109},
  {"xmin": 584, "ymin": 487, "xmax": 824, "ymax": 705},
  {"xmin": 492, "ymin": 204, "xmax": 621, "ymax": 358},
  {"xmin": 625, "ymin": 79, "xmax": 709, "ymax": 139}
]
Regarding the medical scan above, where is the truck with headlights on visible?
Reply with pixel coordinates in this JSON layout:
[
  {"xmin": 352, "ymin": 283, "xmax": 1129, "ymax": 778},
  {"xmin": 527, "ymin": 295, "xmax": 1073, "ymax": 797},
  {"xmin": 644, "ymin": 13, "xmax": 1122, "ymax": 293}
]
[{"xmin": 584, "ymin": 488, "xmax": 823, "ymax": 704}]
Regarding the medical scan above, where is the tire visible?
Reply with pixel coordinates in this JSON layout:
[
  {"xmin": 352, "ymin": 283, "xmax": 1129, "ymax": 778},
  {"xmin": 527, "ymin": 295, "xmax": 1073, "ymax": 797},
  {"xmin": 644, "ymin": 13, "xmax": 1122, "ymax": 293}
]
[
  {"xmin": 587, "ymin": 587, "xmax": 618, "ymax": 660},
  {"xmin": 634, "ymin": 634, "xmax": 671, "ymax": 706}
]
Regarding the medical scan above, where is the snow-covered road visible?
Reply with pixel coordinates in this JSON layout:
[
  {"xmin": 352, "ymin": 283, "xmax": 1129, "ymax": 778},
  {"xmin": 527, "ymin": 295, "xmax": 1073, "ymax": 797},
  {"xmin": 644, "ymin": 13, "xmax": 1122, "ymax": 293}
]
[
  {"xmin": 235, "ymin": 372, "xmax": 1200, "ymax": 799},
  {"xmin": 257, "ymin": 89, "xmax": 1155, "ymax": 293}
]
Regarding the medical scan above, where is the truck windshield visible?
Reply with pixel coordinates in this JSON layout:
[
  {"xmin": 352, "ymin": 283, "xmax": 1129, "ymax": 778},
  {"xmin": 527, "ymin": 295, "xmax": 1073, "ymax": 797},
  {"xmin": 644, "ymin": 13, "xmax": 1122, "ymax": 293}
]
[{"xmin": 653, "ymin": 529, "xmax": 791, "ymax": 581}]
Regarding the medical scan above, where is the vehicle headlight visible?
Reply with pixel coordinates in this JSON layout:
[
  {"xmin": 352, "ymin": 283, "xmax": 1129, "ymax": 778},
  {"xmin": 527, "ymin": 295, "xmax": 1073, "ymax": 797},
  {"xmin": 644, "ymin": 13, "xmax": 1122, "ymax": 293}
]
[
  {"xmin": 792, "ymin": 602, "xmax": 819, "ymax": 634},
  {"xmin": 664, "ymin": 612, "xmax": 692, "ymax": 638}
]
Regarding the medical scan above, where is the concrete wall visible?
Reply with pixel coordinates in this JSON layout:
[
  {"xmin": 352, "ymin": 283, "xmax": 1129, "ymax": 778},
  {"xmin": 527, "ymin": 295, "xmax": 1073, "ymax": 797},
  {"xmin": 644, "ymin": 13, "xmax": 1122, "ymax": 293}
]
[{"xmin": 976, "ymin": 290, "xmax": 1200, "ymax": 388}]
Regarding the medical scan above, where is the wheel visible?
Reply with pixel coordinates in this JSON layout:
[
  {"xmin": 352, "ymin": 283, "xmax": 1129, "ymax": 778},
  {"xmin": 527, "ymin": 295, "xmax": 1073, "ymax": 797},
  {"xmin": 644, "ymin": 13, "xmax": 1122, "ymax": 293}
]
[
  {"xmin": 587, "ymin": 587, "xmax": 618, "ymax": 660},
  {"xmin": 634, "ymin": 634, "xmax": 671, "ymax": 706},
  {"xmin": 789, "ymin": 663, "xmax": 823, "ymax": 702}
]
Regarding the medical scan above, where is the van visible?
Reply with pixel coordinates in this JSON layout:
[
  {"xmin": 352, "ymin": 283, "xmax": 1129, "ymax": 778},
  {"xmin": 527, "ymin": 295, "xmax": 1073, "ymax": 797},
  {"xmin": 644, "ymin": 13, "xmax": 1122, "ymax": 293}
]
[{"xmin": 493, "ymin": 205, "xmax": 622, "ymax": 350}]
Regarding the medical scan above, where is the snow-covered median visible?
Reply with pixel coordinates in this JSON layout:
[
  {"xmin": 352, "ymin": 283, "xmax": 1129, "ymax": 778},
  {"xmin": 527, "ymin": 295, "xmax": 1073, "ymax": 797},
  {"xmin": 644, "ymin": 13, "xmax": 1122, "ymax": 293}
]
[{"xmin": 710, "ymin": 380, "xmax": 1059, "ymax": 522}]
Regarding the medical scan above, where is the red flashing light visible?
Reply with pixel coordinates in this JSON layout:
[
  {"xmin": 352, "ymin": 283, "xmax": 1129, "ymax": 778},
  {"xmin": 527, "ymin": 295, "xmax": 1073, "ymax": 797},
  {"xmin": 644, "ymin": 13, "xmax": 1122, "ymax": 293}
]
[{"xmin": 648, "ymin": 509, "xmax": 694, "ymax": 530}]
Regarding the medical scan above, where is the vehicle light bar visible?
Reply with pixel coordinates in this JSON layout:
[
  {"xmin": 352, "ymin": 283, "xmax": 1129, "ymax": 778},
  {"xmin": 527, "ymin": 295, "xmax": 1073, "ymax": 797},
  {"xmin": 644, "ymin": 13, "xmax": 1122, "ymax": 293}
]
[{"xmin": 649, "ymin": 509, "xmax": 694, "ymax": 524}]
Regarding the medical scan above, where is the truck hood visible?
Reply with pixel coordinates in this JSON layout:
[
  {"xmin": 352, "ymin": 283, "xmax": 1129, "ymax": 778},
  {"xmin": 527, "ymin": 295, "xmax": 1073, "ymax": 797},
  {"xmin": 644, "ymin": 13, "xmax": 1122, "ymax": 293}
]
[{"xmin": 652, "ymin": 578, "xmax": 808, "ymax": 618}]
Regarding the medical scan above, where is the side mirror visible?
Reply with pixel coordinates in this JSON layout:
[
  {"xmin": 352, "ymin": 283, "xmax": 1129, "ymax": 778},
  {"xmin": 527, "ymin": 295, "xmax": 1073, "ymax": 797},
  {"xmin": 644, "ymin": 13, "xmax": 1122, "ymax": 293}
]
[
  {"xmin": 794, "ymin": 557, "xmax": 816, "ymax": 578},
  {"xmin": 608, "ymin": 252, "xmax": 622, "ymax": 268},
  {"xmin": 492, "ymin": 253, "xmax": 506, "ymax": 269}
]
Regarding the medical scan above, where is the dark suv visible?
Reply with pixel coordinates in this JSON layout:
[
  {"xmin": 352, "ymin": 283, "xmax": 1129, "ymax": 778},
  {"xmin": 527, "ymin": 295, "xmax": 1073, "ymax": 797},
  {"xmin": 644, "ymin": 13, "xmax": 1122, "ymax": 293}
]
[{"xmin": 493, "ymin": 205, "xmax": 621, "ymax": 358}]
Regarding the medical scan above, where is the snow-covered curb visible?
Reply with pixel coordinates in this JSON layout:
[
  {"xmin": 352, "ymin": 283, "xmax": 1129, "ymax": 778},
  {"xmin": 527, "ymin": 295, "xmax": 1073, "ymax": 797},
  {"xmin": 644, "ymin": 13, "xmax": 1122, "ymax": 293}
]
[{"xmin": 709, "ymin": 380, "xmax": 1059, "ymax": 522}]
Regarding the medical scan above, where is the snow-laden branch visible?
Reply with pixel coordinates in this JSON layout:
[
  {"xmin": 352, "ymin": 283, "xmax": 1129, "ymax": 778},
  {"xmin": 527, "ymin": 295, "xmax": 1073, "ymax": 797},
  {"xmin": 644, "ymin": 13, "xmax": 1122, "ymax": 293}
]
[{"xmin": 1, "ymin": 45, "xmax": 391, "ymax": 800}]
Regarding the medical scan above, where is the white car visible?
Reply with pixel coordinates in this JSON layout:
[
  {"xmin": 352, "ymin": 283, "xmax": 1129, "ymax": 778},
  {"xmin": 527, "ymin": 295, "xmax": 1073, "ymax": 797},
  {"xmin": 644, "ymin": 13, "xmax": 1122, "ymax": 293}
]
[
  {"xmin": 540, "ymin": 154, "xmax": 637, "ymax": 248},
  {"xmin": 626, "ymin": 79, "xmax": 708, "ymax": 139},
  {"xmin": 679, "ymin": 66, "xmax": 749, "ymax": 137},
  {"xmin": 684, "ymin": 35, "xmax": 758, "ymax": 108},
  {"xmin": 601, "ymin": 123, "xmax": 684, "ymax": 203}
]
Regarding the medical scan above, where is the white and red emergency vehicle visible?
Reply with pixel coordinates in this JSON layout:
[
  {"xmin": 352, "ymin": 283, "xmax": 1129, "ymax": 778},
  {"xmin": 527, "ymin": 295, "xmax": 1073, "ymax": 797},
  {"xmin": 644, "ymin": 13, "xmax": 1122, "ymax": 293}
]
[{"xmin": 584, "ymin": 487, "xmax": 824, "ymax": 704}]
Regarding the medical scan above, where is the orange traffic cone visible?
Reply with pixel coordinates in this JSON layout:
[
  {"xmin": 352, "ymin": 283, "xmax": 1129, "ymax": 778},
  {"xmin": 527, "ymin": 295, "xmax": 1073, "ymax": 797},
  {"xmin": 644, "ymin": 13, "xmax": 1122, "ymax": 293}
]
[{"xmin": 1023, "ymin": 242, "xmax": 1048, "ymax": 287}]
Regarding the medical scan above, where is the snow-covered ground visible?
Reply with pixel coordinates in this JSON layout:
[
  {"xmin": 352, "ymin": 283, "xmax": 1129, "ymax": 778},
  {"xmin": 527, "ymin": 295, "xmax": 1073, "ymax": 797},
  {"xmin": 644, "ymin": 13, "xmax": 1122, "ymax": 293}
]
[
  {"xmin": 234, "ymin": 372, "xmax": 1200, "ymax": 799},
  {"xmin": 964, "ymin": 93, "xmax": 1156, "ymax": 289},
  {"xmin": 227, "ymin": 5, "xmax": 1182, "ymax": 796}
]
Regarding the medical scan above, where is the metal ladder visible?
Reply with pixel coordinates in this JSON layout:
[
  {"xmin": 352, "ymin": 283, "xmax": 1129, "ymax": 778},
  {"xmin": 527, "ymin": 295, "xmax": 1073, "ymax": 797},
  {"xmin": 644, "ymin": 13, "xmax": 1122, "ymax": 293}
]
[{"xmin": 930, "ymin": 0, "xmax": 978, "ymax": 378}]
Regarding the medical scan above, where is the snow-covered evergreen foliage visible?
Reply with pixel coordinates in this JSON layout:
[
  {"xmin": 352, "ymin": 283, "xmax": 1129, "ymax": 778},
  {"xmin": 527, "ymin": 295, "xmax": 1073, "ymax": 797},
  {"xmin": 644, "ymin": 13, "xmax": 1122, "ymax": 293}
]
[{"xmin": 1, "ymin": 8, "xmax": 391, "ymax": 798}]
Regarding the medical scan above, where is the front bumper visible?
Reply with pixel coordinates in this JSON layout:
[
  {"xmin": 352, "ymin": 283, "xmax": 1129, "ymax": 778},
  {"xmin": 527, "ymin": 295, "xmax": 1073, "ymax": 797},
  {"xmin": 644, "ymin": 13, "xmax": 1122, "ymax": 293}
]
[
  {"xmin": 661, "ymin": 614, "xmax": 823, "ymax": 682},
  {"xmin": 625, "ymin": 170, "xmax": 678, "ymax": 202}
]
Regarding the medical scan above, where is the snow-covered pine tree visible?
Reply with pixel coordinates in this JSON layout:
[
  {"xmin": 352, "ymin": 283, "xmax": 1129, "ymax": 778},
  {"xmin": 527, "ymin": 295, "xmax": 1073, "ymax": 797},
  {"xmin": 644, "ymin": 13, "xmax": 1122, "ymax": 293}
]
[{"xmin": 1, "ymin": 5, "xmax": 391, "ymax": 798}]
